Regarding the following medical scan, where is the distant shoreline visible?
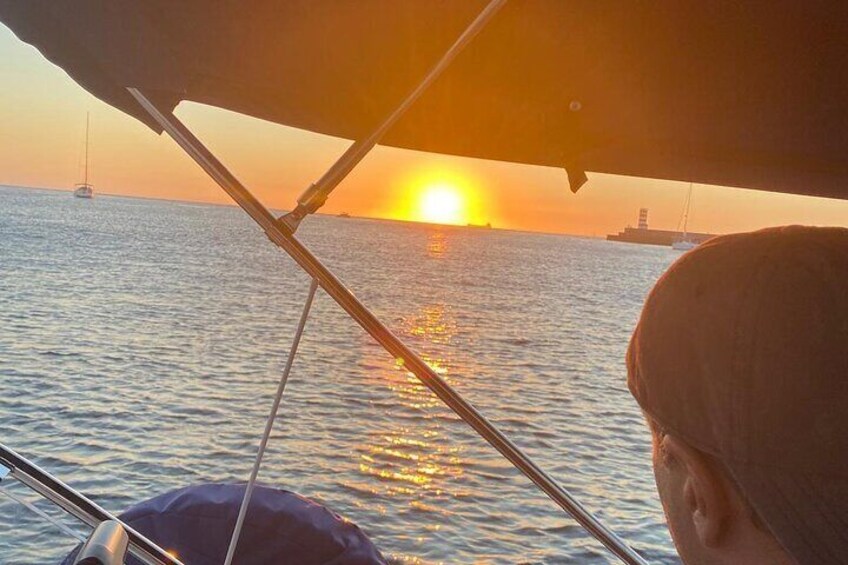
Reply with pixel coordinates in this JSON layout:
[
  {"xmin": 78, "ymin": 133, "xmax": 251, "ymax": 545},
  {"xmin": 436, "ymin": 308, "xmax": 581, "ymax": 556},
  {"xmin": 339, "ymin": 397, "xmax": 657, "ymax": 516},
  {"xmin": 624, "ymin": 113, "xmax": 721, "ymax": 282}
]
[{"xmin": 0, "ymin": 183, "xmax": 603, "ymax": 241}]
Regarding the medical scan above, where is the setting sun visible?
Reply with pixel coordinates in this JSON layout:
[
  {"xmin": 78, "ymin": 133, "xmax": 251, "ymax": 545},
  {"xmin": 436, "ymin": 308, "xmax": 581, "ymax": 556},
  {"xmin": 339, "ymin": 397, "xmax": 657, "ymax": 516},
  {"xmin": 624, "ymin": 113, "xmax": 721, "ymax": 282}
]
[
  {"xmin": 418, "ymin": 184, "xmax": 466, "ymax": 225},
  {"xmin": 380, "ymin": 166, "xmax": 488, "ymax": 227}
]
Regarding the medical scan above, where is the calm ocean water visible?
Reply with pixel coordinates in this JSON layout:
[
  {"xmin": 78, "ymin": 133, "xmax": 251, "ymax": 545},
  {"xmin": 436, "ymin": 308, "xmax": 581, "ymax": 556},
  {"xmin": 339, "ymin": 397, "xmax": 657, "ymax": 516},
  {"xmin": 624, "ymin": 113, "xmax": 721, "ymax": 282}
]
[{"xmin": 0, "ymin": 185, "xmax": 680, "ymax": 564}]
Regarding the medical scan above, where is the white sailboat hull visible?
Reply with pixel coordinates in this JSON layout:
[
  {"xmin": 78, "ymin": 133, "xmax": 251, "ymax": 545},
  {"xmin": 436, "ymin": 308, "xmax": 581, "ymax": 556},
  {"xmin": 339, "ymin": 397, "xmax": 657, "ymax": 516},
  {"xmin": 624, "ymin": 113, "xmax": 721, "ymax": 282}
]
[
  {"xmin": 672, "ymin": 239, "xmax": 697, "ymax": 251},
  {"xmin": 73, "ymin": 184, "xmax": 94, "ymax": 198}
]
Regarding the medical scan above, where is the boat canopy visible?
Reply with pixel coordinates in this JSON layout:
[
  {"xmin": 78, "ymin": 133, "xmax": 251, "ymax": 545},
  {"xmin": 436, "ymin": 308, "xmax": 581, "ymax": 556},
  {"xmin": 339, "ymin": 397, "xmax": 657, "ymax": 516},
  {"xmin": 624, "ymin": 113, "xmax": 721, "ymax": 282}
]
[{"xmin": 2, "ymin": 1, "xmax": 848, "ymax": 199}]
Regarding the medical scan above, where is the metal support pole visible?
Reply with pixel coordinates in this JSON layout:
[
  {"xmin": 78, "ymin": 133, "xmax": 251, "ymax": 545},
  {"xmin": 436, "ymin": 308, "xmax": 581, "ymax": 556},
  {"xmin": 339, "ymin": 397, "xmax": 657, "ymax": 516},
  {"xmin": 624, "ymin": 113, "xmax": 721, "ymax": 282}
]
[
  {"xmin": 224, "ymin": 279, "xmax": 319, "ymax": 565},
  {"xmin": 127, "ymin": 88, "xmax": 648, "ymax": 565},
  {"xmin": 280, "ymin": 0, "xmax": 508, "ymax": 232}
]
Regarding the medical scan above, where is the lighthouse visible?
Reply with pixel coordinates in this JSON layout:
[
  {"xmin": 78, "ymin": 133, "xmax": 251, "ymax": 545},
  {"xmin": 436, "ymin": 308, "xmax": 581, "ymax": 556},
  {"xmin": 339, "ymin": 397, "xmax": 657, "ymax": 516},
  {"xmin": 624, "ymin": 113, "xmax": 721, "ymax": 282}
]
[{"xmin": 637, "ymin": 208, "xmax": 648, "ymax": 230}]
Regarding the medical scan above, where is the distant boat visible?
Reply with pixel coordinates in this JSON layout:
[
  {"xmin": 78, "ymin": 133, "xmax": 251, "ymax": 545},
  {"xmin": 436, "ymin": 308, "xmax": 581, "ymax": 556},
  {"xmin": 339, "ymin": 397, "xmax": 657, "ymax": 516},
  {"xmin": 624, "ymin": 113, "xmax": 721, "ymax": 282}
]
[
  {"xmin": 337, "ymin": 212, "xmax": 351, "ymax": 218},
  {"xmin": 73, "ymin": 113, "xmax": 94, "ymax": 199},
  {"xmin": 671, "ymin": 238, "xmax": 697, "ymax": 251},
  {"xmin": 73, "ymin": 184, "xmax": 93, "ymax": 199},
  {"xmin": 672, "ymin": 184, "xmax": 696, "ymax": 250},
  {"xmin": 467, "ymin": 222, "xmax": 492, "ymax": 229}
]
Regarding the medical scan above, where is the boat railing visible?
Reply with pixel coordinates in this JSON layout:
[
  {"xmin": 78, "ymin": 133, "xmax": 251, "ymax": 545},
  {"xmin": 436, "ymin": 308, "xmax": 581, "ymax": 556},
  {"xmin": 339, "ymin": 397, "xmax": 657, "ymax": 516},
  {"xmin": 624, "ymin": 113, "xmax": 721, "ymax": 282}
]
[{"xmin": 0, "ymin": 442, "xmax": 183, "ymax": 565}]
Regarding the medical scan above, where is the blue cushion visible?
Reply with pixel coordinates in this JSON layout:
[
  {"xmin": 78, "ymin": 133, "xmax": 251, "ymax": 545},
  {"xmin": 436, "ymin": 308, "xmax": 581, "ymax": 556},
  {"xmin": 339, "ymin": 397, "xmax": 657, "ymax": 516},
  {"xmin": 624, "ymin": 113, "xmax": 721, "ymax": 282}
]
[{"xmin": 62, "ymin": 483, "xmax": 386, "ymax": 564}]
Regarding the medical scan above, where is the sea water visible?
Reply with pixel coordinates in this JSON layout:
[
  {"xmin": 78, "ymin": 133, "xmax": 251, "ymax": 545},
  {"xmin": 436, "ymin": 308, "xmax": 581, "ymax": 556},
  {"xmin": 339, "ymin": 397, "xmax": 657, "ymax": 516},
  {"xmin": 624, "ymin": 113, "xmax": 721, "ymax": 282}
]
[{"xmin": 0, "ymin": 186, "xmax": 680, "ymax": 564}]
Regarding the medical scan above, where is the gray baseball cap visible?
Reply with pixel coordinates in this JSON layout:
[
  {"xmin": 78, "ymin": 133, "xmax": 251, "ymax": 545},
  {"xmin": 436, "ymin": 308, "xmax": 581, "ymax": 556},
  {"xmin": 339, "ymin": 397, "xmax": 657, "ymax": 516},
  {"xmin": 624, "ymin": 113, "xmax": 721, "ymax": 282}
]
[{"xmin": 627, "ymin": 226, "xmax": 848, "ymax": 564}]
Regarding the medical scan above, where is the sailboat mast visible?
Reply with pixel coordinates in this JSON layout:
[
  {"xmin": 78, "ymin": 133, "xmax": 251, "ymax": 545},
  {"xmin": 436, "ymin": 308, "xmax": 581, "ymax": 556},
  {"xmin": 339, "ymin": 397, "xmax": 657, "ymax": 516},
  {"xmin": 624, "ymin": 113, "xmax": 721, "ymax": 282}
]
[
  {"xmin": 84, "ymin": 112, "xmax": 89, "ymax": 186},
  {"xmin": 682, "ymin": 183, "xmax": 693, "ymax": 235}
]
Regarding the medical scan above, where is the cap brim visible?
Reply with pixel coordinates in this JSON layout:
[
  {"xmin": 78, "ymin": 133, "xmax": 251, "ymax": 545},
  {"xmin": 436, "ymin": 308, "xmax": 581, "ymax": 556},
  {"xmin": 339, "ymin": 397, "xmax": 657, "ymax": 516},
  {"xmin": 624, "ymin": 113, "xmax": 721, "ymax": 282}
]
[{"xmin": 728, "ymin": 463, "xmax": 848, "ymax": 564}]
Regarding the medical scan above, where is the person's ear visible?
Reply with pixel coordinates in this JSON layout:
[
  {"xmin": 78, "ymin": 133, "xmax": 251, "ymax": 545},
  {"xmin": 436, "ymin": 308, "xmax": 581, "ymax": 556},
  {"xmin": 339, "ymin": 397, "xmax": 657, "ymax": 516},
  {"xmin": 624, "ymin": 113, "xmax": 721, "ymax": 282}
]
[{"xmin": 661, "ymin": 434, "xmax": 732, "ymax": 547}]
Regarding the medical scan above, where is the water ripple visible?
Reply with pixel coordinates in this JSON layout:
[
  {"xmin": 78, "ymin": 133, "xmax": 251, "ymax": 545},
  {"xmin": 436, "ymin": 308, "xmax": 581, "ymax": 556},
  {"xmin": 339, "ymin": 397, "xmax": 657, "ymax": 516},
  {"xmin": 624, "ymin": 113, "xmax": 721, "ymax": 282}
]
[{"xmin": 0, "ymin": 186, "xmax": 679, "ymax": 563}]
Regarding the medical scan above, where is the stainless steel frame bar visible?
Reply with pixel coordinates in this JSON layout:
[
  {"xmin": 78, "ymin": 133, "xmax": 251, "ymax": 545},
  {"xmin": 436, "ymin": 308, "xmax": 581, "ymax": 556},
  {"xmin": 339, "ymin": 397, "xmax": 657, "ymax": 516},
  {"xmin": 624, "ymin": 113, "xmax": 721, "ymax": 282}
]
[
  {"xmin": 0, "ymin": 443, "xmax": 182, "ymax": 565},
  {"xmin": 127, "ymin": 88, "xmax": 648, "ymax": 565},
  {"xmin": 282, "ymin": 0, "xmax": 508, "ymax": 230}
]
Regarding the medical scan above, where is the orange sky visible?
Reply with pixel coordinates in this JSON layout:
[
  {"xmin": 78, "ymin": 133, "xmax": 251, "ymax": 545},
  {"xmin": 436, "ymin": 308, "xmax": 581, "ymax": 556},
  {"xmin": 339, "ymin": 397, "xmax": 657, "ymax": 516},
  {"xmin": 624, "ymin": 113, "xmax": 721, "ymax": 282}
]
[{"xmin": 2, "ymin": 23, "xmax": 847, "ymax": 237}]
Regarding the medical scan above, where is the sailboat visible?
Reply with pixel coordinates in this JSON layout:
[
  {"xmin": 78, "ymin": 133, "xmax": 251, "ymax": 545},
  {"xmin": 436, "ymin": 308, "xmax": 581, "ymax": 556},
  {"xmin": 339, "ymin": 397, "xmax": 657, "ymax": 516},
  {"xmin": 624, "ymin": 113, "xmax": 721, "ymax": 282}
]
[
  {"xmin": 2, "ymin": 2, "xmax": 848, "ymax": 564},
  {"xmin": 73, "ymin": 113, "xmax": 94, "ymax": 199},
  {"xmin": 671, "ymin": 184, "xmax": 696, "ymax": 251}
]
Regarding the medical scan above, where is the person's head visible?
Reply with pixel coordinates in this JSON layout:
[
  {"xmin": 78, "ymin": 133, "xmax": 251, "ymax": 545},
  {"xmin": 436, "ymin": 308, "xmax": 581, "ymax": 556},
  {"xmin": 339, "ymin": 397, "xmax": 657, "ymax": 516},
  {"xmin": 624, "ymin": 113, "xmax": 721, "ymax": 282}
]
[{"xmin": 627, "ymin": 226, "xmax": 848, "ymax": 565}]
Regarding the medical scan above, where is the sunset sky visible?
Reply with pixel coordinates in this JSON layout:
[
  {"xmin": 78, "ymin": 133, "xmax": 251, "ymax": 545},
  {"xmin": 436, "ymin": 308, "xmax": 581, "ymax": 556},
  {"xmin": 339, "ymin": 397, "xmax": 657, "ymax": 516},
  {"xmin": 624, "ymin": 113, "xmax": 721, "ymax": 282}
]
[{"xmin": 2, "ymin": 23, "xmax": 847, "ymax": 237}]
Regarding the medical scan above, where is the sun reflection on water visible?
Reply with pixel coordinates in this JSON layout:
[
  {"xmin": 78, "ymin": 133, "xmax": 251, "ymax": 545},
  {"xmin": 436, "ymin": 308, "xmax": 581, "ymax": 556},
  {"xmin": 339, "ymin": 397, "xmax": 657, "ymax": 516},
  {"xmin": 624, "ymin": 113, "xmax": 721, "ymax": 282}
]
[
  {"xmin": 407, "ymin": 304, "xmax": 456, "ymax": 346},
  {"xmin": 352, "ymin": 300, "xmax": 468, "ymax": 519},
  {"xmin": 426, "ymin": 230, "xmax": 448, "ymax": 258}
]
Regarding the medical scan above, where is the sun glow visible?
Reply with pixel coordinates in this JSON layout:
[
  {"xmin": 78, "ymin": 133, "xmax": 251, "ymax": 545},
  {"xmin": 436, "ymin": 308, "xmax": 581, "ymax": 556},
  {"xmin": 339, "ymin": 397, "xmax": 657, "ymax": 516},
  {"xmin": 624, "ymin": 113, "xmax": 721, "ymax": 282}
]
[
  {"xmin": 385, "ymin": 168, "xmax": 488, "ymax": 226},
  {"xmin": 417, "ymin": 184, "xmax": 467, "ymax": 225}
]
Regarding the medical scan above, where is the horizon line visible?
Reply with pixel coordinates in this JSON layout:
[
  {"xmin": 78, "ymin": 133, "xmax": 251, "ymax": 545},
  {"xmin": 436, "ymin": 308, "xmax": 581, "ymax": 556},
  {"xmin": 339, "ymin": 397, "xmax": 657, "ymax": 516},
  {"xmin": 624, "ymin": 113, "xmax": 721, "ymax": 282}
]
[{"xmin": 0, "ymin": 182, "xmax": 605, "ymax": 240}]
